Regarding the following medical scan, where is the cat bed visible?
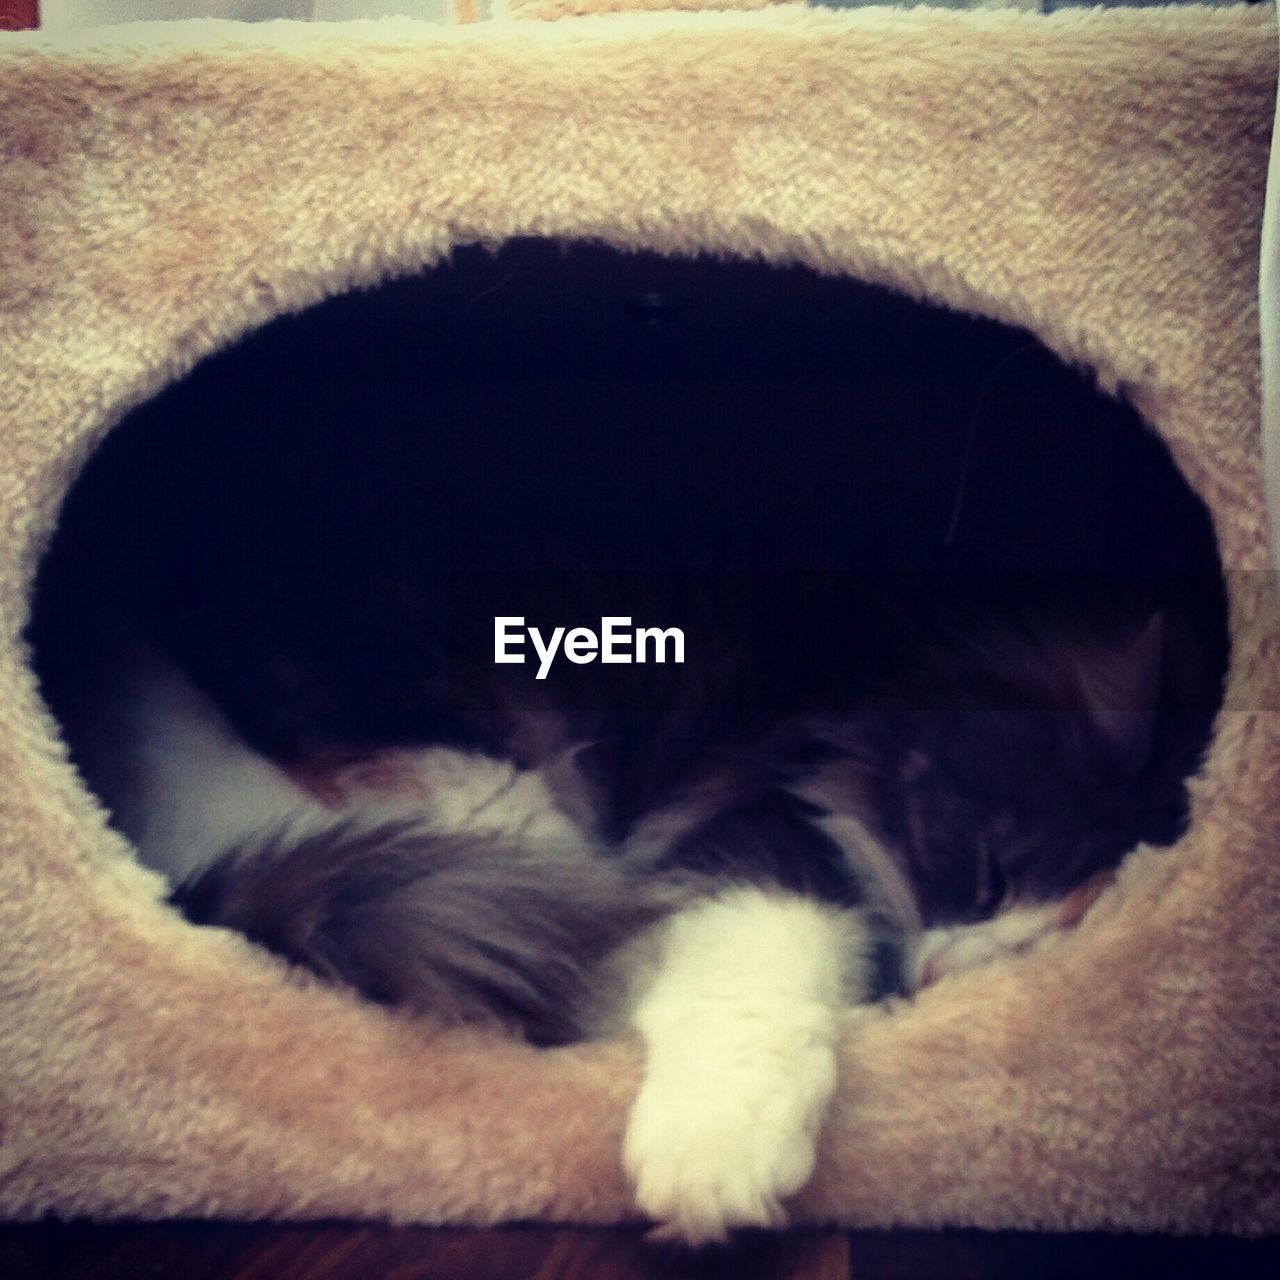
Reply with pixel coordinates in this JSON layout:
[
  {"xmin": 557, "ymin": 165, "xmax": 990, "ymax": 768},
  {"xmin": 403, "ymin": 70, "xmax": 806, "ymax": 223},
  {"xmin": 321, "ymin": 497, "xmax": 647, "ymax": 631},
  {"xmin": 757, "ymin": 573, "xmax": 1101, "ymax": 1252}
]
[{"xmin": 1, "ymin": 4, "xmax": 1278, "ymax": 1233}]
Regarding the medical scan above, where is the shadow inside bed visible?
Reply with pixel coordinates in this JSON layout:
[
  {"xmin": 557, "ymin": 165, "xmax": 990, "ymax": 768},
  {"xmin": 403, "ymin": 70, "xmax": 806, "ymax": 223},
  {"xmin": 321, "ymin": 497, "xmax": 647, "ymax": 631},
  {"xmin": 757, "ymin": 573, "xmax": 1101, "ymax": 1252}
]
[{"xmin": 25, "ymin": 237, "xmax": 1230, "ymax": 1006}]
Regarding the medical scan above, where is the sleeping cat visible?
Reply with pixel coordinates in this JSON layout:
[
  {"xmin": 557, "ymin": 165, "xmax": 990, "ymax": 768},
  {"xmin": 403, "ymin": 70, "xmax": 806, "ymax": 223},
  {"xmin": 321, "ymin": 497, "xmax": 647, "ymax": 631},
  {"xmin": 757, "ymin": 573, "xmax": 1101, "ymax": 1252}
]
[{"xmin": 50, "ymin": 587, "xmax": 1205, "ymax": 1244}]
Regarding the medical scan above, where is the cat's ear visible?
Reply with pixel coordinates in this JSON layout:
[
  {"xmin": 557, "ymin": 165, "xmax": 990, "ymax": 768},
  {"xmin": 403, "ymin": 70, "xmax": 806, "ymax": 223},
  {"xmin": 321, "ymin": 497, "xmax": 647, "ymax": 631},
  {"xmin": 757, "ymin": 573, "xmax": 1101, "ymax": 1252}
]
[{"xmin": 1075, "ymin": 613, "xmax": 1164, "ymax": 779}]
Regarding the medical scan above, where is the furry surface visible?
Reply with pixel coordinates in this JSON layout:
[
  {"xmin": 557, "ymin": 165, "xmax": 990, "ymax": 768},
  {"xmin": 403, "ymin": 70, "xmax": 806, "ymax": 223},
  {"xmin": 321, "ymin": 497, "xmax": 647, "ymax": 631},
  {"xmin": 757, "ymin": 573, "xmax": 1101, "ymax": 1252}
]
[{"xmin": 0, "ymin": 4, "xmax": 1278, "ymax": 1233}]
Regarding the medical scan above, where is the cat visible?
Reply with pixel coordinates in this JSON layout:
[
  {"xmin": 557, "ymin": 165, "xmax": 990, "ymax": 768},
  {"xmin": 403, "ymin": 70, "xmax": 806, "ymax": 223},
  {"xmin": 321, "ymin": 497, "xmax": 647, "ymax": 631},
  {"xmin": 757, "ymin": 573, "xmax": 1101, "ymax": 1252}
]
[{"xmin": 45, "ymin": 584, "xmax": 1207, "ymax": 1244}]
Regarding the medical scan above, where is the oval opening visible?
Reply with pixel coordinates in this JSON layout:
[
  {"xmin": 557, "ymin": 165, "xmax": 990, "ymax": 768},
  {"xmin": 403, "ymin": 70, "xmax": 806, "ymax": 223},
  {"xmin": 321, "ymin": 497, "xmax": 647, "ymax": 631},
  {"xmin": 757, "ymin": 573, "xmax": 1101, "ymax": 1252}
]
[{"xmin": 27, "ymin": 239, "xmax": 1229, "ymax": 1039}]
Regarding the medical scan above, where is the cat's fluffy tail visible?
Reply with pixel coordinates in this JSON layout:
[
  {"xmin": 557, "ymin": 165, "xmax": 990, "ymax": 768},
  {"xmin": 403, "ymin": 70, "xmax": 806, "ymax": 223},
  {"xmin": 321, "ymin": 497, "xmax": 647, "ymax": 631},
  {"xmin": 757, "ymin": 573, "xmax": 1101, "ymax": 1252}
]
[
  {"xmin": 70, "ymin": 641, "xmax": 653, "ymax": 1044},
  {"xmin": 172, "ymin": 818, "xmax": 653, "ymax": 1044}
]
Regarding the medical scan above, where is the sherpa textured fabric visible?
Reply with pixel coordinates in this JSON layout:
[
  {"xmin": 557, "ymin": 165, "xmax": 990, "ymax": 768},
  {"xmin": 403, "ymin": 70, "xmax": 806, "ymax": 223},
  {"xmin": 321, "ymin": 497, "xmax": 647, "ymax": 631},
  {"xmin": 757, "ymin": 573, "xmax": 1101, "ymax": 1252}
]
[{"xmin": 1, "ymin": 4, "xmax": 1278, "ymax": 1233}]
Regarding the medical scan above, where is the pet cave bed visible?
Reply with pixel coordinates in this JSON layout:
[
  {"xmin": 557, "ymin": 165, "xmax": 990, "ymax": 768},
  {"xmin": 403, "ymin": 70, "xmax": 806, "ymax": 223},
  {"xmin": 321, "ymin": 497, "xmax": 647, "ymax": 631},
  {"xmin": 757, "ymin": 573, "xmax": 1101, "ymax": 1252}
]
[{"xmin": 1, "ymin": 4, "xmax": 1278, "ymax": 1233}]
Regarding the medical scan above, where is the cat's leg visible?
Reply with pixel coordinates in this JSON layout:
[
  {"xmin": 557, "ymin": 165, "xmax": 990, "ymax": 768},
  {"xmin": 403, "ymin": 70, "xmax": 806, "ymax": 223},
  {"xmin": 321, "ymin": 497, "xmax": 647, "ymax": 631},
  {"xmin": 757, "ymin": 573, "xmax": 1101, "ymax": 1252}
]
[
  {"xmin": 621, "ymin": 885, "xmax": 867, "ymax": 1244},
  {"xmin": 910, "ymin": 871, "xmax": 1115, "ymax": 989}
]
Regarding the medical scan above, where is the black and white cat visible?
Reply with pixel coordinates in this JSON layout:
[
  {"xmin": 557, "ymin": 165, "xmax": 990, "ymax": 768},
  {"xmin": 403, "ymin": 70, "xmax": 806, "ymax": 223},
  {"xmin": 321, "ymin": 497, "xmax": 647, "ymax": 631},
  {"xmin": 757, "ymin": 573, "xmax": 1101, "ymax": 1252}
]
[{"xmin": 51, "ymin": 589, "xmax": 1197, "ymax": 1243}]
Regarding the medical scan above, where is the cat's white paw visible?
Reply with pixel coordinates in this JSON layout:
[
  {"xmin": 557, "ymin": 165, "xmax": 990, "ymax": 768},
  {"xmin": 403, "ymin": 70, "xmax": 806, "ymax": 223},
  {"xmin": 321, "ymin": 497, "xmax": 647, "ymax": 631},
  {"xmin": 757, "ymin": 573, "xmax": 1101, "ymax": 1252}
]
[
  {"xmin": 623, "ymin": 1032, "xmax": 836, "ymax": 1245},
  {"xmin": 620, "ymin": 888, "xmax": 853, "ymax": 1244}
]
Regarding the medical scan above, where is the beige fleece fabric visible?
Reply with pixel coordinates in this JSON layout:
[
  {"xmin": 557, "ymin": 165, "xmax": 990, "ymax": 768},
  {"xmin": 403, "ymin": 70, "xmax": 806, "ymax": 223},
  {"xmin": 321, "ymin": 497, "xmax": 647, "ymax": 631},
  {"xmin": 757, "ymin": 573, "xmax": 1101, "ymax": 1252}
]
[{"xmin": 1, "ymin": 5, "xmax": 1278, "ymax": 1232}]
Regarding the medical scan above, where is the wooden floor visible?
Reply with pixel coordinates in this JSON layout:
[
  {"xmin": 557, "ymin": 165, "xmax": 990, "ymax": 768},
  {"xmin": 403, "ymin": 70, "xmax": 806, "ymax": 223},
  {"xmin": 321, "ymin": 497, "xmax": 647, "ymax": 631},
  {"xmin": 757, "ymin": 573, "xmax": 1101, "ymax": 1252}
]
[{"xmin": 1, "ymin": 1223, "xmax": 1277, "ymax": 1280}]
